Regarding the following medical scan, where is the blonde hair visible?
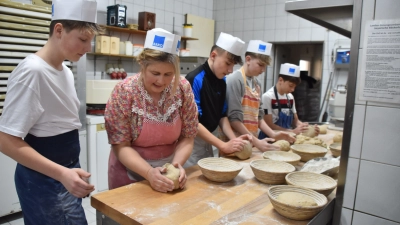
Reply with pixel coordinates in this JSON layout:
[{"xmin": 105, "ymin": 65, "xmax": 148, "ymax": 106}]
[
  {"xmin": 136, "ymin": 48, "xmax": 180, "ymax": 95},
  {"xmin": 245, "ymin": 52, "xmax": 272, "ymax": 66}
]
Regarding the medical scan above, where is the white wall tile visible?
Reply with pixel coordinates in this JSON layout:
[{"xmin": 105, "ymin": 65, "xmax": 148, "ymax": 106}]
[
  {"xmin": 234, "ymin": 20, "xmax": 244, "ymax": 32},
  {"xmin": 359, "ymin": 0, "xmax": 375, "ymax": 49},
  {"xmin": 198, "ymin": 7, "xmax": 206, "ymax": 18},
  {"xmin": 215, "ymin": 0, "xmax": 225, "ymax": 10},
  {"xmin": 233, "ymin": 31, "xmax": 244, "ymax": 40},
  {"xmin": 264, "ymin": 17, "xmax": 276, "ymax": 30},
  {"xmin": 264, "ymin": 4, "xmax": 277, "ymax": 18},
  {"xmin": 275, "ymin": 29, "xmax": 286, "ymax": 42},
  {"xmin": 206, "ymin": 0, "xmax": 213, "ymax": 10},
  {"xmin": 255, "ymin": 0, "xmax": 265, "ymax": 6},
  {"xmin": 287, "ymin": 15, "xmax": 300, "ymax": 29},
  {"xmin": 341, "ymin": 208, "xmax": 353, "ymax": 225},
  {"xmin": 215, "ymin": 21, "xmax": 224, "ymax": 33},
  {"xmin": 183, "ymin": 2, "xmax": 191, "ymax": 15},
  {"xmin": 191, "ymin": 5, "xmax": 199, "ymax": 15},
  {"xmin": 225, "ymin": 8, "xmax": 234, "ymax": 21},
  {"xmin": 343, "ymin": 158, "xmax": 360, "ymax": 209},
  {"xmin": 349, "ymin": 104, "xmax": 366, "ymax": 158},
  {"xmin": 215, "ymin": 10, "xmax": 225, "ymax": 21},
  {"xmin": 243, "ymin": 18, "xmax": 254, "ymax": 31},
  {"xmin": 164, "ymin": 11, "xmax": 174, "ymax": 25},
  {"xmin": 275, "ymin": 16, "xmax": 287, "ymax": 29},
  {"xmin": 243, "ymin": 31, "xmax": 253, "ymax": 43},
  {"xmin": 353, "ymin": 210, "xmax": 400, "ymax": 225},
  {"xmin": 246, "ymin": 0, "xmax": 255, "ymax": 7},
  {"xmin": 155, "ymin": 0, "xmax": 165, "ymax": 10},
  {"xmin": 275, "ymin": 3, "xmax": 287, "ymax": 16},
  {"xmin": 265, "ymin": 0, "xmax": 277, "ymax": 4},
  {"xmin": 144, "ymin": 6, "xmax": 155, "ymax": 13},
  {"xmin": 206, "ymin": 10, "xmax": 213, "ymax": 19},
  {"xmin": 225, "ymin": 0, "xmax": 235, "ymax": 9},
  {"xmin": 191, "ymin": 0, "xmax": 199, "ymax": 7},
  {"xmin": 375, "ymin": 0, "xmax": 400, "ymax": 20},
  {"xmin": 264, "ymin": 30, "xmax": 275, "ymax": 42},
  {"xmin": 253, "ymin": 30, "xmax": 264, "ymax": 39},
  {"xmin": 174, "ymin": 14, "xmax": 184, "ymax": 28},
  {"xmin": 362, "ymin": 106, "xmax": 400, "ymax": 166},
  {"xmin": 234, "ymin": 0, "xmax": 244, "ymax": 8},
  {"xmin": 174, "ymin": 1, "xmax": 183, "ymax": 14},
  {"xmin": 311, "ymin": 27, "xmax": 326, "ymax": 41},
  {"xmin": 254, "ymin": 6, "xmax": 265, "ymax": 18},
  {"xmin": 234, "ymin": 8, "xmax": 244, "ymax": 20},
  {"xmin": 224, "ymin": 20, "xmax": 234, "ymax": 32},
  {"xmin": 299, "ymin": 17, "xmax": 313, "ymax": 28},
  {"xmin": 286, "ymin": 29, "xmax": 299, "ymax": 41},
  {"xmin": 355, "ymin": 160, "xmax": 400, "ymax": 222},
  {"xmin": 145, "ymin": 0, "xmax": 155, "ymax": 8},
  {"xmin": 253, "ymin": 18, "xmax": 265, "ymax": 31},
  {"xmin": 243, "ymin": 7, "xmax": 254, "ymax": 19},
  {"xmin": 134, "ymin": 0, "xmax": 144, "ymax": 6},
  {"xmin": 154, "ymin": 9, "xmax": 165, "ymax": 25}
]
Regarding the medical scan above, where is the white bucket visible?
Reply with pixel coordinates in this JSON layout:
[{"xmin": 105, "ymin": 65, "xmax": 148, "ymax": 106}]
[{"xmin": 183, "ymin": 27, "xmax": 192, "ymax": 37}]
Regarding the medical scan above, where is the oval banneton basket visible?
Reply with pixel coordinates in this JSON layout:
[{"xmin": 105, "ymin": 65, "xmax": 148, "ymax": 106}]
[
  {"xmin": 197, "ymin": 157, "xmax": 243, "ymax": 182},
  {"xmin": 262, "ymin": 151, "xmax": 301, "ymax": 166},
  {"xmin": 250, "ymin": 159, "xmax": 295, "ymax": 184},
  {"xmin": 285, "ymin": 171, "xmax": 337, "ymax": 196},
  {"xmin": 290, "ymin": 144, "xmax": 328, "ymax": 162},
  {"xmin": 268, "ymin": 185, "xmax": 328, "ymax": 220},
  {"xmin": 329, "ymin": 143, "xmax": 342, "ymax": 157}
]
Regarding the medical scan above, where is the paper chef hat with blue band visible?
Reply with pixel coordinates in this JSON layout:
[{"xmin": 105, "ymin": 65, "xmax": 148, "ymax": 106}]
[
  {"xmin": 247, "ymin": 40, "xmax": 272, "ymax": 56},
  {"xmin": 52, "ymin": 0, "xmax": 97, "ymax": 23},
  {"xmin": 144, "ymin": 28, "xmax": 180, "ymax": 55},
  {"xmin": 280, "ymin": 63, "xmax": 300, "ymax": 77},
  {"xmin": 216, "ymin": 32, "xmax": 245, "ymax": 56}
]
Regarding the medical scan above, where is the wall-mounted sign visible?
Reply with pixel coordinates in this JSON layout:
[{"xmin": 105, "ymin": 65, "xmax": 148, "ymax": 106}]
[{"xmin": 359, "ymin": 19, "xmax": 400, "ymax": 104}]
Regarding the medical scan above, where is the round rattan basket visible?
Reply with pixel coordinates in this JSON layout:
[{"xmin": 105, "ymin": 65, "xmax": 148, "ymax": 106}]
[
  {"xmin": 290, "ymin": 144, "xmax": 328, "ymax": 162},
  {"xmin": 197, "ymin": 157, "xmax": 243, "ymax": 182},
  {"xmin": 329, "ymin": 143, "xmax": 342, "ymax": 157},
  {"xmin": 285, "ymin": 171, "xmax": 337, "ymax": 196},
  {"xmin": 262, "ymin": 151, "xmax": 301, "ymax": 166},
  {"xmin": 250, "ymin": 159, "xmax": 295, "ymax": 184},
  {"xmin": 267, "ymin": 185, "xmax": 328, "ymax": 220}
]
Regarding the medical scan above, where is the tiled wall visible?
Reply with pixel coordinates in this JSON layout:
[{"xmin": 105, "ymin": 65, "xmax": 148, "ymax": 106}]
[
  {"xmin": 340, "ymin": 0, "xmax": 400, "ymax": 224},
  {"xmin": 212, "ymin": 0, "xmax": 350, "ymax": 106}
]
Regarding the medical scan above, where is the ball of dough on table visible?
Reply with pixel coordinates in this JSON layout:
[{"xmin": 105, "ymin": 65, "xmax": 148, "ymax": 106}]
[
  {"xmin": 276, "ymin": 192, "xmax": 317, "ymax": 207},
  {"xmin": 319, "ymin": 125, "xmax": 328, "ymax": 134},
  {"xmin": 162, "ymin": 163, "xmax": 180, "ymax": 190},
  {"xmin": 234, "ymin": 140, "xmax": 252, "ymax": 159},
  {"xmin": 302, "ymin": 126, "xmax": 317, "ymax": 138},
  {"xmin": 272, "ymin": 140, "xmax": 291, "ymax": 151},
  {"xmin": 333, "ymin": 133, "xmax": 343, "ymax": 143}
]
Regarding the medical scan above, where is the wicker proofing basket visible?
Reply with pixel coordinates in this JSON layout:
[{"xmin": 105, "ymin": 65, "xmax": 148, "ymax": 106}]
[
  {"xmin": 285, "ymin": 171, "xmax": 337, "ymax": 196},
  {"xmin": 250, "ymin": 159, "xmax": 295, "ymax": 184},
  {"xmin": 262, "ymin": 151, "xmax": 301, "ymax": 166},
  {"xmin": 329, "ymin": 143, "xmax": 342, "ymax": 157},
  {"xmin": 290, "ymin": 144, "xmax": 328, "ymax": 162},
  {"xmin": 267, "ymin": 185, "xmax": 328, "ymax": 220},
  {"xmin": 197, "ymin": 157, "xmax": 243, "ymax": 182}
]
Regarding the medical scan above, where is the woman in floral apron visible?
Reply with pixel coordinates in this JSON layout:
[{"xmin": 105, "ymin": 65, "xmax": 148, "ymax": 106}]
[{"xmin": 105, "ymin": 28, "xmax": 198, "ymax": 192}]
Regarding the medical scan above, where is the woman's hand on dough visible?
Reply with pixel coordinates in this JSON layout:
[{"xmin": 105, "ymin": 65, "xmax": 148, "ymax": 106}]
[
  {"xmin": 293, "ymin": 123, "xmax": 308, "ymax": 134},
  {"xmin": 147, "ymin": 167, "xmax": 174, "ymax": 193},
  {"xmin": 173, "ymin": 163, "xmax": 187, "ymax": 189},
  {"xmin": 220, "ymin": 137, "xmax": 247, "ymax": 154},
  {"xmin": 313, "ymin": 125, "xmax": 320, "ymax": 136},
  {"xmin": 253, "ymin": 138, "xmax": 279, "ymax": 152}
]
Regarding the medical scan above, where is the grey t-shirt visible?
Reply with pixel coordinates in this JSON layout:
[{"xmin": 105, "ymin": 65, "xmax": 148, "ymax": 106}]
[{"xmin": 226, "ymin": 69, "xmax": 264, "ymax": 123}]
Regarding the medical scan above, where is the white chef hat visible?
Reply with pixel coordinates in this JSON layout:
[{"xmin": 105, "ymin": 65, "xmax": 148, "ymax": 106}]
[
  {"xmin": 52, "ymin": 0, "xmax": 97, "ymax": 23},
  {"xmin": 216, "ymin": 32, "xmax": 245, "ymax": 56},
  {"xmin": 246, "ymin": 40, "xmax": 272, "ymax": 56},
  {"xmin": 144, "ymin": 28, "xmax": 180, "ymax": 55},
  {"xmin": 279, "ymin": 63, "xmax": 300, "ymax": 77}
]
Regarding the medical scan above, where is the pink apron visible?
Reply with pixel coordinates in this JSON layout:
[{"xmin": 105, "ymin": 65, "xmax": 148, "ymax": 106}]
[{"xmin": 108, "ymin": 105, "xmax": 182, "ymax": 190}]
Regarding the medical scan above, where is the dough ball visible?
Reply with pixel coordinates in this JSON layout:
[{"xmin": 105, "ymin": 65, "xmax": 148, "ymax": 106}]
[
  {"xmin": 234, "ymin": 140, "xmax": 252, "ymax": 159},
  {"xmin": 272, "ymin": 140, "xmax": 291, "ymax": 151},
  {"xmin": 277, "ymin": 192, "xmax": 317, "ymax": 207},
  {"xmin": 162, "ymin": 163, "xmax": 180, "ymax": 190},
  {"xmin": 333, "ymin": 133, "xmax": 343, "ymax": 143},
  {"xmin": 302, "ymin": 126, "xmax": 317, "ymax": 138},
  {"xmin": 319, "ymin": 125, "xmax": 328, "ymax": 134},
  {"xmin": 295, "ymin": 134, "xmax": 327, "ymax": 148}
]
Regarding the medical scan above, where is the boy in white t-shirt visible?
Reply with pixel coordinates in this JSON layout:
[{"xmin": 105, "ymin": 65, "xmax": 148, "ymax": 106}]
[
  {"xmin": 259, "ymin": 63, "xmax": 319, "ymax": 138},
  {"xmin": 0, "ymin": 1, "xmax": 102, "ymax": 224}
]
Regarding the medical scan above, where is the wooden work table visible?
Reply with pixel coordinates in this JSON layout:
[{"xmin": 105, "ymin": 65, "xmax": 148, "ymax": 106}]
[{"xmin": 91, "ymin": 129, "xmax": 342, "ymax": 225}]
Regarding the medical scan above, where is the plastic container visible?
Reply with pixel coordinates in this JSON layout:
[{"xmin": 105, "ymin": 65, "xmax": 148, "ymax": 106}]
[
  {"xmin": 95, "ymin": 36, "xmax": 110, "ymax": 54},
  {"xmin": 119, "ymin": 41, "xmax": 125, "ymax": 55},
  {"xmin": 110, "ymin": 37, "xmax": 120, "ymax": 55},
  {"xmin": 133, "ymin": 44, "xmax": 144, "ymax": 57},
  {"xmin": 183, "ymin": 26, "xmax": 193, "ymax": 37},
  {"xmin": 125, "ymin": 41, "xmax": 132, "ymax": 55}
]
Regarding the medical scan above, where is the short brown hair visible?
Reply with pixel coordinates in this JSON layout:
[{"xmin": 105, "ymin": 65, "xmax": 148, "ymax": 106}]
[
  {"xmin": 49, "ymin": 20, "xmax": 104, "ymax": 37},
  {"xmin": 279, "ymin": 75, "xmax": 301, "ymax": 85},
  {"xmin": 245, "ymin": 52, "xmax": 271, "ymax": 66},
  {"xmin": 210, "ymin": 45, "xmax": 243, "ymax": 65}
]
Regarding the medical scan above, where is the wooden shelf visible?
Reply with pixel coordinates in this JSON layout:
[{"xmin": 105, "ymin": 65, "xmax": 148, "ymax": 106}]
[
  {"xmin": 102, "ymin": 25, "xmax": 147, "ymax": 35},
  {"xmin": 87, "ymin": 52, "xmax": 136, "ymax": 59},
  {"xmin": 181, "ymin": 36, "xmax": 199, "ymax": 41}
]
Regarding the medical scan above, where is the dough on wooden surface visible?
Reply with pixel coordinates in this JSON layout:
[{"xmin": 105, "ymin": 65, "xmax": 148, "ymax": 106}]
[
  {"xmin": 319, "ymin": 125, "xmax": 328, "ymax": 134},
  {"xmin": 295, "ymin": 134, "xmax": 327, "ymax": 148},
  {"xmin": 302, "ymin": 126, "xmax": 317, "ymax": 138},
  {"xmin": 162, "ymin": 163, "xmax": 180, "ymax": 190},
  {"xmin": 276, "ymin": 192, "xmax": 317, "ymax": 207},
  {"xmin": 234, "ymin": 140, "xmax": 252, "ymax": 159},
  {"xmin": 333, "ymin": 133, "xmax": 343, "ymax": 143},
  {"xmin": 273, "ymin": 140, "xmax": 291, "ymax": 151}
]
